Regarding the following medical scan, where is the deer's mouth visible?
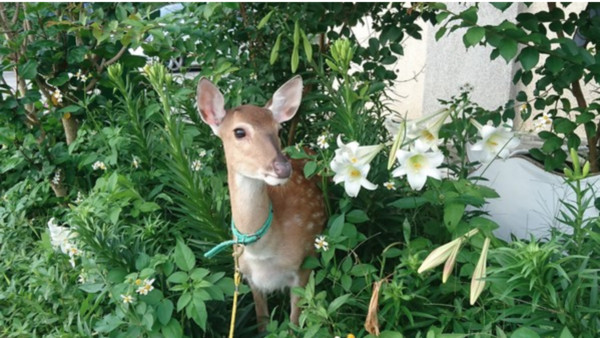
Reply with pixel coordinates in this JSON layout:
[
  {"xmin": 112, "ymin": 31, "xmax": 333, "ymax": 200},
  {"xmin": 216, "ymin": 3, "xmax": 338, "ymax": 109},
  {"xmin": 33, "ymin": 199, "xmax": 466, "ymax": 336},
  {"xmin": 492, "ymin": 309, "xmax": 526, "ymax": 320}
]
[{"xmin": 264, "ymin": 173, "xmax": 290, "ymax": 186}]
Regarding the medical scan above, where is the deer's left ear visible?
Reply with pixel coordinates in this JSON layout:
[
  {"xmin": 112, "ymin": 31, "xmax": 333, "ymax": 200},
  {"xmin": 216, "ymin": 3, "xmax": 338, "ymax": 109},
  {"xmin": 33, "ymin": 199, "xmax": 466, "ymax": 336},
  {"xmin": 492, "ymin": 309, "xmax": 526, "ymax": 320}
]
[{"xmin": 266, "ymin": 76, "xmax": 303, "ymax": 123}]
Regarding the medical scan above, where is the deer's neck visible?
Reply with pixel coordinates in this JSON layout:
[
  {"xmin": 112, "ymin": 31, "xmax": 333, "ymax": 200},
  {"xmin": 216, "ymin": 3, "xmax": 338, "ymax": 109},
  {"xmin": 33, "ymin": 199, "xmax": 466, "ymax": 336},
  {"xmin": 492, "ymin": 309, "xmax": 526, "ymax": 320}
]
[{"xmin": 228, "ymin": 172, "xmax": 271, "ymax": 235}]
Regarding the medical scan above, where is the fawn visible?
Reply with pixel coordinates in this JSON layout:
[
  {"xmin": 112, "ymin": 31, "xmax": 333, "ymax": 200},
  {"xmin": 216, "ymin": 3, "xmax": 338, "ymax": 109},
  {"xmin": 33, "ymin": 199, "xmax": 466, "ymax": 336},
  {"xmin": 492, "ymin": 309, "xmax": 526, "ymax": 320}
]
[{"xmin": 197, "ymin": 76, "xmax": 326, "ymax": 331}]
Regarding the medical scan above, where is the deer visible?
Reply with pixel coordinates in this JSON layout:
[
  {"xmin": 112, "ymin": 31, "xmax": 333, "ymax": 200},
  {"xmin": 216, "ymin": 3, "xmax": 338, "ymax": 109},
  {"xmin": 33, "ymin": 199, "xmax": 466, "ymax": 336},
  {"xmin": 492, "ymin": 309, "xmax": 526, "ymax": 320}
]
[{"xmin": 196, "ymin": 75, "xmax": 326, "ymax": 331}]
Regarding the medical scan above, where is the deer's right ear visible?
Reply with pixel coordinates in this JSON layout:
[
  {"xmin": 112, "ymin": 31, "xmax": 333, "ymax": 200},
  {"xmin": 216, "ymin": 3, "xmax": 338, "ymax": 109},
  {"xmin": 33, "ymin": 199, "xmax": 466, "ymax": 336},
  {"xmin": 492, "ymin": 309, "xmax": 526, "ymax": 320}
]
[{"xmin": 197, "ymin": 78, "xmax": 226, "ymax": 135}]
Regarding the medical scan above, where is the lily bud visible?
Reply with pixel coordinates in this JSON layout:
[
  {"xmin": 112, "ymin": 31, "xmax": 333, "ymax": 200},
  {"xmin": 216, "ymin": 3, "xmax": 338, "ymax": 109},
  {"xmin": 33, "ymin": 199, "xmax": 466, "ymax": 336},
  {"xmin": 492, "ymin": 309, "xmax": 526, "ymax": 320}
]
[
  {"xmin": 470, "ymin": 237, "xmax": 491, "ymax": 305},
  {"xmin": 582, "ymin": 161, "xmax": 590, "ymax": 178}
]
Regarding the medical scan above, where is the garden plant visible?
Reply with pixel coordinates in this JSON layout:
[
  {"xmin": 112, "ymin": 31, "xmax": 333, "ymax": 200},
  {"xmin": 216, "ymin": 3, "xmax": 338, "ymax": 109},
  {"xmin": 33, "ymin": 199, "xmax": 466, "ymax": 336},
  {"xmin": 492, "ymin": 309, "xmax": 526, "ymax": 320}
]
[{"xmin": 1, "ymin": 3, "xmax": 599, "ymax": 338}]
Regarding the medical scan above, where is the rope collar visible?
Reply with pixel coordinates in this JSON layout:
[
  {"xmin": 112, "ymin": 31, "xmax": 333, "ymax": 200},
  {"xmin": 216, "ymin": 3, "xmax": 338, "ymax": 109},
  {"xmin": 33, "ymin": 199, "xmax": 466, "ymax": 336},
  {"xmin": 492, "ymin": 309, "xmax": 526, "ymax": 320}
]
[{"xmin": 204, "ymin": 203, "xmax": 273, "ymax": 258}]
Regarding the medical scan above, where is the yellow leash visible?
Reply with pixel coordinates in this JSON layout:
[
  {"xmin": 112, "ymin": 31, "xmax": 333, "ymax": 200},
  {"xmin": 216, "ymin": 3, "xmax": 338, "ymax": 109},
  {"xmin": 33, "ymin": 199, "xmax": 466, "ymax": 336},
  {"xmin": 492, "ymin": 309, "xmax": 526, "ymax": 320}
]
[{"xmin": 229, "ymin": 245, "xmax": 243, "ymax": 338}]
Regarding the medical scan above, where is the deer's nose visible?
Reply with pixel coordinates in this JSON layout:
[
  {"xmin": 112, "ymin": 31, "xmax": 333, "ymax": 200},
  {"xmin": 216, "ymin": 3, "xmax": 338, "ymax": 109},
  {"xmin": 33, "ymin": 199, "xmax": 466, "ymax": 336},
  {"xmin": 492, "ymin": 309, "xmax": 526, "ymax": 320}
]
[{"xmin": 273, "ymin": 159, "xmax": 292, "ymax": 178}]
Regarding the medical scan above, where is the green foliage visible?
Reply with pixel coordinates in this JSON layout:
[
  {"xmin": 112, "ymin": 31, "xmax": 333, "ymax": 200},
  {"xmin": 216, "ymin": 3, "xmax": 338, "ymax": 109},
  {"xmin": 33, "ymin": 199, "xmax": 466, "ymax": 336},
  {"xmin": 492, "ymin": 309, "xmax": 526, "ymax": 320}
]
[{"xmin": 435, "ymin": 2, "xmax": 600, "ymax": 173}]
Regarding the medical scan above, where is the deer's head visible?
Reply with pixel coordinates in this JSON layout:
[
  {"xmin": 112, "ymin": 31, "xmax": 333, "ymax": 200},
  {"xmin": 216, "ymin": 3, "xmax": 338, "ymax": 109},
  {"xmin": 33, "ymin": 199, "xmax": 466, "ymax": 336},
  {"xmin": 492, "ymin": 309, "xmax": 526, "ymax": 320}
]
[{"xmin": 197, "ymin": 76, "xmax": 302, "ymax": 186}]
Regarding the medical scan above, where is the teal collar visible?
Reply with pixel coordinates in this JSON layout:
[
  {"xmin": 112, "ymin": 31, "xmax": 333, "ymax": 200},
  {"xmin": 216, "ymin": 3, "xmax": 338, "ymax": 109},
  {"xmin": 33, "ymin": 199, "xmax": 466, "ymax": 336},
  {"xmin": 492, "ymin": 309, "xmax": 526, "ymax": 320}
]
[{"xmin": 204, "ymin": 203, "xmax": 273, "ymax": 258}]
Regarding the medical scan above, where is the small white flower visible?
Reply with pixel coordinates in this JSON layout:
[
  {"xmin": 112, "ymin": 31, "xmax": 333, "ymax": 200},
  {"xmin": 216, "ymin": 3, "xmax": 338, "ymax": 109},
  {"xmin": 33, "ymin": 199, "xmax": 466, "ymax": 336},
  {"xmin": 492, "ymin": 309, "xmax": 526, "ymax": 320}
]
[
  {"xmin": 75, "ymin": 191, "xmax": 84, "ymax": 204},
  {"xmin": 191, "ymin": 159, "xmax": 202, "ymax": 171},
  {"xmin": 316, "ymin": 134, "xmax": 330, "ymax": 149},
  {"xmin": 532, "ymin": 111, "xmax": 552, "ymax": 132},
  {"xmin": 52, "ymin": 88, "xmax": 63, "ymax": 104},
  {"xmin": 314, "ymin": 235, "xmax": 329, "ymax": 251},
  {"xmin": 469, "ymin": 120, "xmax": 520, "ymax": 163},
  {"xmin": 383, "ymin": 181, "xmax": 396, "ymax": 190},
  {"xmin": 198, "ymin": 149, "xmax": 207, "ymax": 157},
  {"xmin": 132, "ymin": 157, "xmax": 140, "ymax": 169},
  {"xmin": 52, "ymin": 170, "xmax": 62, "ymax": 185},
  {"xmin": 392, "ymin": 141, "xmax": 444, "ymax": 191},
  {"xmin": 120, "ymin": 294, "xmax": 135, "ymax": 304},
  {"xmin": 92, "ymin": 161, "xmax": 107, "ymax": 171},
  {"xmin": 136, "ymin": 278, "xmax": 155, "ymax": 295},
  {"xmin": 78, "ymin": 271, "xmax": 87, "ymax": 284},
  {"xmin": 93, "ymin": 88, "xmax": 101, "ymax": 96},
  {"xmin": 69, "ymin": 256, "xmax": 76, "ymax": 268}
]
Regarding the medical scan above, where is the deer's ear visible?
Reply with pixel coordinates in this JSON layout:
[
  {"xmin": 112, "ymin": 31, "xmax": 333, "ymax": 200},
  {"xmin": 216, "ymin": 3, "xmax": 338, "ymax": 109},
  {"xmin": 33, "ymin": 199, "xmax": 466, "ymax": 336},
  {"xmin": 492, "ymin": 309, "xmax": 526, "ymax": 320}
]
[
  {"xmin": 197, "ymin": 77, "xmax": 226, "ymax": 134},
  {"xmin": 266, "ymin": 75, "xmax": 303, "ymax": 123}
]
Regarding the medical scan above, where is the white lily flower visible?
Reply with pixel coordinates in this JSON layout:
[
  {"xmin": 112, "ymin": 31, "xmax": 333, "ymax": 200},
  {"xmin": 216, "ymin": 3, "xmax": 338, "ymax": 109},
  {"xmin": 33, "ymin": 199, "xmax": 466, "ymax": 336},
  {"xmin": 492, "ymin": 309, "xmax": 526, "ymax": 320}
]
[
  {"xmin": 331, "ymin": 160, "xmax": 377, "ymax": 197},
  {"xmin": 330, "ymin": 136, "xmax": 382, "ymax": 197},
  {"xmin": 392, "ymin": 141, "xmax": 444, "ymax": 191},
  {"xmin": 407, "ymin": 109, "xmax": 451, "ymax": 151},
  {"xmin": 469, "ymin": 120, "xmax": 520, "ymax": 163},
  {"xmin": 334, "ymin": 135, "xmax": 383, "ymax": 166},
  {"xmin": 48, "ymin": 218, "xmax": 76, "ymax": 255}
]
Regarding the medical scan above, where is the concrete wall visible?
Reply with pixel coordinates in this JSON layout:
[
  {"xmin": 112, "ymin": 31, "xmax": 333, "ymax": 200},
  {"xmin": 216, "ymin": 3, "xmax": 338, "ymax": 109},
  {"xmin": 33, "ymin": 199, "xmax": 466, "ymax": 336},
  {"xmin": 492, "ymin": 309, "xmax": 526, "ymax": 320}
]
[{"xmin": 378, "ymin": 2, "xmax": 596, "ymax": 137}]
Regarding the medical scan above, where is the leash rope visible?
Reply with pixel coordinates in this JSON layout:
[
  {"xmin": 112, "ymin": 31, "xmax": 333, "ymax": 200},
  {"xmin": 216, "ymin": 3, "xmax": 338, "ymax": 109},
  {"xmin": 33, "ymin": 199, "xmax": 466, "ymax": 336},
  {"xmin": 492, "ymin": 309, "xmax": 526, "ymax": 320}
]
[{"xmin": 229, "ymin": 245, "xmax": 243, "ymax": 338}]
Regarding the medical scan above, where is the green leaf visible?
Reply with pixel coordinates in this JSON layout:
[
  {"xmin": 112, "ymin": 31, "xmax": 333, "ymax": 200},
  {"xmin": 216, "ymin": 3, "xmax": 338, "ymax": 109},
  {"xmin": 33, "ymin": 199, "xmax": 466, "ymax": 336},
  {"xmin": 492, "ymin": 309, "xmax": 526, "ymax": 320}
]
[
  {"xmin": 435, "ymin": 26, "xmax": 447, "ymax": 41},
  {"xmin": 176, "ymin": 292, "xmax": 191, "ymax": 312},
  {"xmin": 558, "ymin": 327, "xmax": 574, "ymax": 338},
  {"xmin": 57, "ymin": 105, "xmax": 82, "ymax": 114},
  {"xmin": 443, "ymin": 202, "xmax": 465, "ymax": 231},
  {"xmin": 79, "ymin": 283, "xmax": 104, "ymax": 293},
  {"xmin": 490, "ymin": 3, "xmax": 513, "ymax": 11},
  {"xmin": 157, "ymin": 299, "xmax": 174, "ymax": 325},
  {"xmin": 518, "ymin": 47, "xmax": 539, "ymax": 71},
  {"xmin": 303, "ymin": 161, "xmax": 317, "ymax": 178},
  {"xmin": 346, "ymin": 209, "xmax": 369, "ymax": 223},
  {"xmin": 390, "ymin": 196, "xmax": 428, "ymax": 209},
  {"xmin": 161, "ymin": 319, "xmax": 183, "ymax": 338},
  {"xmin": 270, "ymin": 33, "xmax": 282, "ymax": 65},
  {"xmin": 174, "ymin": 240, "xmax": 195, "ymax": 272},
  {"xmin": 18, "ymin": 60, "xmax": 38, "ymax": 80},
  {"xmin": 459, "ymin": 6, "xmax": 478, "ymax": 24},
  {"xmin": 68, "ymin": 46, "xmax": 88, "ymax": 65},
  {"xmin": 545, "ymin": 55, "xmax": 564, "ymax": 74},
  {"xmin": 463, "ymin": 27, "xmax": 486, "ymax": 48},
  {"xmin": 167, "ymin": 271, "xmax": 188, "ymax": 284},
  {"xmin": 553, "ymin": 118, "xmax": 576, "ymax": 134},
  {"xmin": 257, "ymin": 9, "xmax": 274, "ymax": 29},
  {"xmin": 94, "ymin": 313, "xmax": 123, "ymax": 333},
  {"xmin": 498, "ymin": 38, "xmax": 518, "ymax": 62},
  {"xmin": 329, "ymin": 214, "xmax": 345, "ymax": 238},
  {"xmin": 327, "ymin": 294, "xmax": 351, "ymax": 314},
  {"xmin": 511, "ymin": 327, "xmax": 540, "ymax": 338}
]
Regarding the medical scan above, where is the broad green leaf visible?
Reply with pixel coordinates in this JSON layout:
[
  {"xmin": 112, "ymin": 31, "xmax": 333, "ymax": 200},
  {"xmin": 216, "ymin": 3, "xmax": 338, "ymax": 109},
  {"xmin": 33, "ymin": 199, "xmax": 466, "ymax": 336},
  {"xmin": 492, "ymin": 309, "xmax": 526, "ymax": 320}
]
[
  {"xmin": 176, "ymin": 292, "xmax": 191, "ymax": 312},
  {"xmin": 463, "ymin": 27, "xmax": 485, "ymax": 47},
  {"xmin": 79, "ymin": 283, "xmax": 104, "ymax": 293},
  {"xmin": 157, "ymin": 299, "xmax": 174, "ymax": 325},
  {"xmin": 94, "ymin": 313, "xmax": 123, "ymax": 333},
  {"xmin": 329, "ymin": 213, "xmax": 345, "ymax": 238},
  {"xmin": 174, "ymin": 240, "xmax": 195, "ymax": 272},
  {"xmin": 18, "ymin": 60, "xmax": 38, "ymax": 80},
  {"xmin": 303, "ymin": 161, "xmax": 317, "ymax": 178},
  {"xmin": 498, "ymin": 38, "xmax": 518, "ymax": 62},
  {"xmin": 518, "ymin": 47, "xmax": 539, "ymax": 71},
  {"xmin": 443, "ymin": 202, "xmax": 465, "ymax": 230},
  {"xmin": 490, "ymin": 3, "xmax": 513, "ymax": 11},
  {"xmin": 545, "ymin": 55, "xmax": 564, "ymax": 74},
  {"xmin": 511, "ymin": 327, "xmax": 540, "ymax": 338},
  {"xmin": 162, "ymin": 318, "xmax": 183, "ymax": 338},
  {"xmin": 346, "ymin": 209, "xmax": 369, "ymax": 223},
  {"xmin": 327, "ymin": 294, "xmax": 351, "ymax": 314},
  {"xmin": 167, "ymin": 271, "xmax": 188, "ymax": 284}
]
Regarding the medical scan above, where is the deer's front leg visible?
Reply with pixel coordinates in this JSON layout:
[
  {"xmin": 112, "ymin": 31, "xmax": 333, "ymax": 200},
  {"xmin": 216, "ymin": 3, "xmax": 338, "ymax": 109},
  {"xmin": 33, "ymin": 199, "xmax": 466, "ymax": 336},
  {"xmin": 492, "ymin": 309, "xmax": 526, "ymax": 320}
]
[
  {"xmin": 289, "ymin": 268, "xmax": 311, "ymax": 326},
  {"xmin": 250, "ymin": 285, "xmax": 269, "ymax": 332}
]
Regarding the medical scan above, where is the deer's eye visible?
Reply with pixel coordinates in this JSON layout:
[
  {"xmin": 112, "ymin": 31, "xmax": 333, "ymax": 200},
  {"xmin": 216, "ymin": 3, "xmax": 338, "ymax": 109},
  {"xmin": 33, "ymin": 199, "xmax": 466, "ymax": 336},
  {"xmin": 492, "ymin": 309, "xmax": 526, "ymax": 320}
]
[{"xmin": 233, "ymin": 128, "xmax": 246, "ymax": 139}]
